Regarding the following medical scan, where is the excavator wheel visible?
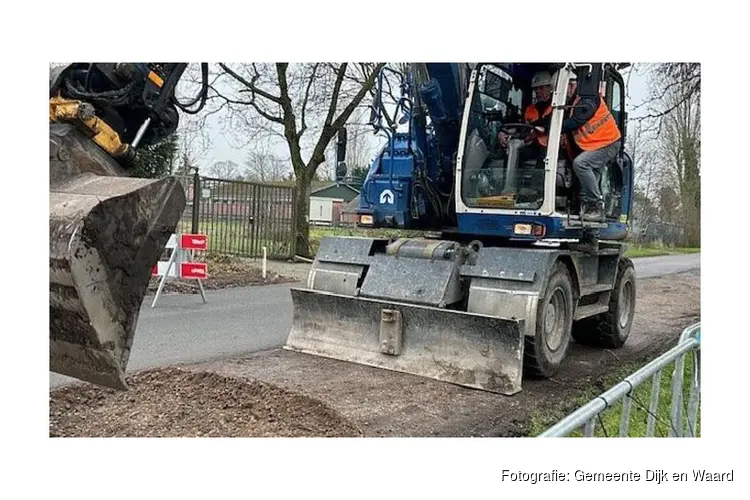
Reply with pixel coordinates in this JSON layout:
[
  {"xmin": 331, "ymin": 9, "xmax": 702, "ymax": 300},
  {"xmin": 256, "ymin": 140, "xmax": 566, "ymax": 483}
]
[
  {"xmin": 524, "ymin": 260, "xmax": 574, "ymax": 378},
  {"xmin": 572, "ymin": 258, "xmax": 636, "ymax": 348}
]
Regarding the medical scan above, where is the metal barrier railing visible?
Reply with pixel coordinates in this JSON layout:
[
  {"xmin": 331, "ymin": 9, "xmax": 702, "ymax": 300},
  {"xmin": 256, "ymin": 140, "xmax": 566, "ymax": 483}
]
[{"xmin": 539, "ymin": 322, "xmax": 700, "ymax": 437}]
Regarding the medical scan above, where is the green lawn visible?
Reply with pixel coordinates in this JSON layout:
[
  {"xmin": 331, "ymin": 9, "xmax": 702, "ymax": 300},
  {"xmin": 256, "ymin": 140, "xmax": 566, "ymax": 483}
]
[
  {"xmin": 528, "ymin": 351, "xmax": 700, "ymax": 437},
  {"xmin": 178, "ymin": 219, "xmax": 293, "ymax": 259},
  {"xmin": 625, "ymin": 246, "xmax": 701, "ymax": 259}
]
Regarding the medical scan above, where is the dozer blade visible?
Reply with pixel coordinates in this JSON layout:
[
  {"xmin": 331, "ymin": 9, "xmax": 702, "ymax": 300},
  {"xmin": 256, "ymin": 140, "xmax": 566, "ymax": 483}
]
[
  {"xmin": 49, "ymin": 124, "xmax": 186, "ymax": 389},
  {"xmin": 285, "ymin": 288, "xmax": 525, "ymax": 395}
]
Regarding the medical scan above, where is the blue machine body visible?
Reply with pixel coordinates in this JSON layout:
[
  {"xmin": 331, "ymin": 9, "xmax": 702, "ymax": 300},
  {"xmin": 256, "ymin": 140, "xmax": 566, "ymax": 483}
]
[{"xmin": 355, "ymin": 63, "xmax": 634, "ymax": 242}]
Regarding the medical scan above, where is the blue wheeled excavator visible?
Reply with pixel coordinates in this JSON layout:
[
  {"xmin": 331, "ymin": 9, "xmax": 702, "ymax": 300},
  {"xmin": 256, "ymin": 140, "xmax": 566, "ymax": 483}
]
[
  {"xmin": 48, "ymin": 62, "xmax": 636, "ymax": 397},
  {"xmin": 284, "ymin": 63, "xmax": 637, "ymax": 395}
]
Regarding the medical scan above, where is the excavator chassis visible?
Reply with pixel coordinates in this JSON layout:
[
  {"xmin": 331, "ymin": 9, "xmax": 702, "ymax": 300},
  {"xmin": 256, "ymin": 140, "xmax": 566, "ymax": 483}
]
[
  {"xmin": 49, "ymin": 123, "xmax": 186, "ymax": 389},
  {"xmin": 286, "ymin": 235, "xmax": 630, "ymax": 395}
]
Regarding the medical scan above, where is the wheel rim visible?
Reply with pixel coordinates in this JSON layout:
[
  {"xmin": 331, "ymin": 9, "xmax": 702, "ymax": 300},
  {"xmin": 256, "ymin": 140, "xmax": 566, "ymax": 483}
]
[
  {"xmin": 619, "ymin": 279, "xmax": 634, "ymax": 329},
  {"xmin": 544, "ymin": 288, "xmax": 567, "ymax": 351}
]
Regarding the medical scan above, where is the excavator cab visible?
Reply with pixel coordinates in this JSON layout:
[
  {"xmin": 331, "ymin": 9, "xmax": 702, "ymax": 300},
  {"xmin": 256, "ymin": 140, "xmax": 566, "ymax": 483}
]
[
  {"xmin": 461, "ymin": 63, "xmax": 552, "ymax": 210},
  {"xmin": 457, "ymin": 62, "xmax": 633, "ymax": 239}
]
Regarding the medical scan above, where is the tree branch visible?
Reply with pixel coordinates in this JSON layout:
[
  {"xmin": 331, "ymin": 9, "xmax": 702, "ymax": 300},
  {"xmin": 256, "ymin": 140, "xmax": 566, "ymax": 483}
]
[
  {"xmin": 208, "ymin": 84, "xmax": 285, "ymax": 124},
  {"xmin": 332, "ymin": 63, "xmax": 386, "ymax": 130},
  {"xmin": 630, "ymin": 77, "xmax": 684, "ymax": 112},
  {"xmin": 299, "ymin": 63, "xmax": 319, "ymax": 139},
  {"xmin": 233, "ymin": 111, "xmax": 286, "ymax": 145},
  {"xmin": 631, "ymin": 85, "xmax": 697, "ymax": 124},
  {"xmin": 307, "ymin": 63, "xmax": 386, "ymax": 172},
  {"xmin": 323, "ymin": 64, "xmax": 348, "ymax": 127},
  {"xmin": 250, "ymin": 99, "xmax": 285, "ymax": 125},
  {"xmin": 218, "ymin": 63, "xmax": 282, "ymax": 104},
  {"xmin": 195, "ymin": 98, "xmax": 230, "ymax": 127},
  {"xmin": 207, "ymin": 84, "xmax": 253, "ymax": 105}
]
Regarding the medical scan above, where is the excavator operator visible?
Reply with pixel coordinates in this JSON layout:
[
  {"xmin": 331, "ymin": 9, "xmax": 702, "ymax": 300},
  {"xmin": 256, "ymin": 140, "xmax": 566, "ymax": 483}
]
[
  {"xmin": 522, "ymin": 70, "xmax": 554, "ymax": 148},
  {"xmin": 497, "ymin": 70, "xmax": 554, "ymax": 165}
]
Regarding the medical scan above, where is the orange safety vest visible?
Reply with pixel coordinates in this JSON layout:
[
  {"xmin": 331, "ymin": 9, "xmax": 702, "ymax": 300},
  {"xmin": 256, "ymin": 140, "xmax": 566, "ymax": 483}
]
[
  {"xmin": 569, "ymin": 95, "xmax": 621, "ymax": 151},
  {"xmin": 524, "ymin": 103, "xmax": 552, "ymax": 146}
]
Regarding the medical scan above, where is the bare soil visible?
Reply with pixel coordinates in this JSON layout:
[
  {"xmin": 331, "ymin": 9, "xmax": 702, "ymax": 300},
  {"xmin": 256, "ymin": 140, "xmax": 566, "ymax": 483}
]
[
  {"xmin": 146, "ymin": 254, "xmax": 300, "ymax": 296},
  {"xmin": 49, "ymin": 367, "xmax": 360, "ymax": 437},
  {"xmin": 50, "ymin": 269, "xmax": 699, "ymax": 438}
]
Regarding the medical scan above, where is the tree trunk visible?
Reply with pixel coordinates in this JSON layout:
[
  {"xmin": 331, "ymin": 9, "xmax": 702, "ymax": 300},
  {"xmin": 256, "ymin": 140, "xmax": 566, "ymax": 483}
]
[{"xmin": 294, "ymin": 172, "xmax": 312, "ymax": 258}]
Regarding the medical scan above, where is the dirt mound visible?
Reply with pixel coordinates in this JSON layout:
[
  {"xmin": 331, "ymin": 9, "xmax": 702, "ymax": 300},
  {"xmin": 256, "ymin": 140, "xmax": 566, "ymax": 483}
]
[
  {"xmin": 49, "ymin": 367, "xmax": 361, "ymax": 437},
  {"xmin": 147, "ymin": 254, "xmax": 299, "ymax": 295}
]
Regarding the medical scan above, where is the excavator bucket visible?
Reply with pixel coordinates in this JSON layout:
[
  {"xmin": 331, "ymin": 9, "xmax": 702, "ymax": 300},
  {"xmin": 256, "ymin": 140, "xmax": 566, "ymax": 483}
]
[
  {"xmin": 49, "ymin": 123, "xmax": 186, "ymax": 389},
  {"xmin": 285, "ymin": 288, "xmax": 525, "ymax": 395}
]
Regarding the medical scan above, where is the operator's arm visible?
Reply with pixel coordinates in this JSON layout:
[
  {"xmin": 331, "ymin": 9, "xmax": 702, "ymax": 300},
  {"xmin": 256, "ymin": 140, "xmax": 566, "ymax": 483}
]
[
  {"xmin": 529, "ymin": 112, "xmax": 552, "ymax": 131},
  {"xmin": 561, "ymin": 94, "xmax": 599, "ymax": 133}
]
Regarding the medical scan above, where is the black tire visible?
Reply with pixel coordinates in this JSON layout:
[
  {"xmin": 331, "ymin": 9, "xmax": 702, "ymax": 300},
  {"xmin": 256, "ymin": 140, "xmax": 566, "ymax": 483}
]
[
  {"xmin": 572, "ymin": 258, "xmax": 636, "ymax": 348},
  {"xmin": 524, "ymin": 261, "xmax": 575, "ymax": 378}
]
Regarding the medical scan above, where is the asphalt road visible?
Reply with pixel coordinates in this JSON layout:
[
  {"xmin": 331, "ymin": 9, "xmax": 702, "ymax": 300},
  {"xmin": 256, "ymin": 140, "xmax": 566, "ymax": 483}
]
[
  {"xmin": 49, "ymin": 252, "xmax": 700, "ymax": 389},
  {"xmin": 629, "ymin": 252, "xmax": 700, "ymax": 278}
]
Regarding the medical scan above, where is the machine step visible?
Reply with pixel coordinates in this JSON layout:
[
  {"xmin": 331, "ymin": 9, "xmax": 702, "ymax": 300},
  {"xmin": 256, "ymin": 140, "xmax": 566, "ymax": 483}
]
[
  {"xmin": 580, "ymin": 283, "xmax": 614, "ymax": 296},
  {"xmin": 574, "ymin": 303, "xmax": 610, "ymax": 321},
  {"xmin": 563, "ymin": 216, "xmax": 608, "ymax": 230}
]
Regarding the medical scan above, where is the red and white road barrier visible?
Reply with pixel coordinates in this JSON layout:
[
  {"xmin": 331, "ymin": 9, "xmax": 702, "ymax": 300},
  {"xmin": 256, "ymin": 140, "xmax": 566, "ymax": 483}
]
[{"xmin": 151, "ymin": 229, "xmax": 209, "ymax": 307}]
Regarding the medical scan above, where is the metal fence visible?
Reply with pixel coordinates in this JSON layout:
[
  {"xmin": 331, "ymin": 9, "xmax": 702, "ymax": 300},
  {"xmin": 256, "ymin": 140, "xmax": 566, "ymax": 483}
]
[
  {"xmin": 175, "ymin": 173, "xmax": 297, "ymax": 259},
  {"xmin": 539, "ymin": 322, "xmax": 701, "ymax": 437}
]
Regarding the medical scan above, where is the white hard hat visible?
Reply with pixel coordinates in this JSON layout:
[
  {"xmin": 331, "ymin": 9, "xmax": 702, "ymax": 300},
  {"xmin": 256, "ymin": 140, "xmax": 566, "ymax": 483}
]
[{"xmin": 531, "ymin": 71, "xmax": 553, "ymax": 88}]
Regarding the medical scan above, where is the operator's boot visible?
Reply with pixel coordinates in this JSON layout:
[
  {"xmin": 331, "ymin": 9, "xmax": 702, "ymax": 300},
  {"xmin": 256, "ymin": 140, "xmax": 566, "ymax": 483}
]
[{"xmin": 581, "ymin": 199, "xmax": 605, "ymax": 222}]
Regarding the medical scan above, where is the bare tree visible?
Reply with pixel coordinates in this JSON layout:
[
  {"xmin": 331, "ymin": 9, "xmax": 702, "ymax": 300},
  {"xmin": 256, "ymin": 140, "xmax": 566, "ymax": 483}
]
[
  {"xmin": 656, "ymin": 185, "xmax": 681, "ymax": 226},
  {"xmin": 172, "ymin": 114, "xmax": 213, "ymax": 176},
  {"xmin": 319, "ymin": 106, "xmax": 377, "ymax": 183},
  {"xmin": 208, "ymin": 62, "xmax": 386, "ymax": 256},
  {"xmin": 345, "ymin": 108, "xmax": 377, "ymax": 176},
  {"xmin": 631, "ymin": 63, "xmax": 701, "ymax": 131},
  {"xmin": 244, "ymin": 148, "xmax": 289, "ymax": 182},
  {"xmin": 627, "ymin": 120, "xmax": 662, "ymax": 227},
  {"xmin": 657, "ymin": 80, "xmax": 701, "ymax": 245},
  {"xmin": 626, "ymin": 63, "xmax": 701, "ymax": 246},
  {"xmin": 209, "ymin": 160, "xmax": 241, "ymax": 180}
]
